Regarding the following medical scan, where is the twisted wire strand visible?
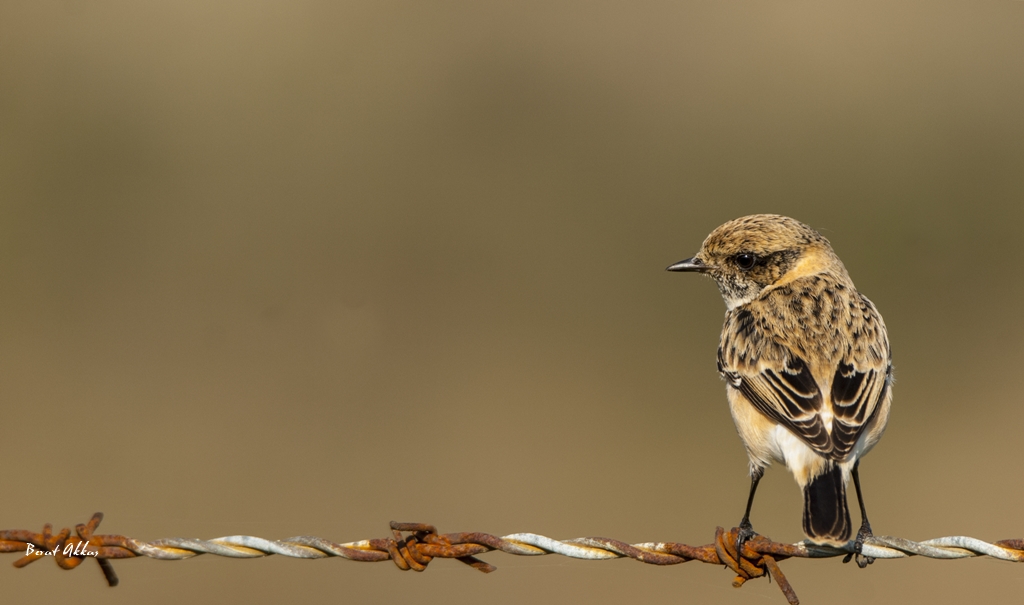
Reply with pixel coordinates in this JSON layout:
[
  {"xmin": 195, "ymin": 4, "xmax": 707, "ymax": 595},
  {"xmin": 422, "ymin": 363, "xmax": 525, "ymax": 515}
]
[{"xmin": 3, "ymin": 513, "xmax": 1023, "ymax": 605}]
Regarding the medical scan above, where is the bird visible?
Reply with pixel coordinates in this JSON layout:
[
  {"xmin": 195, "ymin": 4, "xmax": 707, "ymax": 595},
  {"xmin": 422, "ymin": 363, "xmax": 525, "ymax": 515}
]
[{"xmin": 667, "ymin": 214, "xmax": 892, "ymax": 567}]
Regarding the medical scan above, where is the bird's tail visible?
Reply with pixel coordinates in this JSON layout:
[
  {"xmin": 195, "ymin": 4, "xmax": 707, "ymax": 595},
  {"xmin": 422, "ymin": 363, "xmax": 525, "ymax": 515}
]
[{"xmin": 802, "ymin": 463, "xmax": 851, "ymax": 545}]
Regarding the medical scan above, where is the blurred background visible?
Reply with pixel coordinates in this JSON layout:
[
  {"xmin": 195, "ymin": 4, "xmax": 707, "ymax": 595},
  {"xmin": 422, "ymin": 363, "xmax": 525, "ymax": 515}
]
[{"xmin": 2, "ymin": 1, "xmax": 1023, "ymax": 603}]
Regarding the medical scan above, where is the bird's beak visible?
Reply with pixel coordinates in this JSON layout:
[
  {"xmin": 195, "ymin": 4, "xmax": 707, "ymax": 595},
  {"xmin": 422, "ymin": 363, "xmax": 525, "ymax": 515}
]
[{"xmin": 666, "ymin": 257, "xmax": 709, "ymax": 273}]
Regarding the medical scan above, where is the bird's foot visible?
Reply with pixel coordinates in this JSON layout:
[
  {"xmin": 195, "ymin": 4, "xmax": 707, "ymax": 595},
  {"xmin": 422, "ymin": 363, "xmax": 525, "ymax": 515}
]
[
  {"xmin": 843, "ymin": 520, "xmax": 875, "ymax": 568},
  {"xmin": 735, "ymin": 519, "xmax": 757, "ymax": 555}
]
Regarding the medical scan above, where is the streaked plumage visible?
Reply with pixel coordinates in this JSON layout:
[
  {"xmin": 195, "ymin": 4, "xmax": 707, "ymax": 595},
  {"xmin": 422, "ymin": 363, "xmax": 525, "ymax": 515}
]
[{"xmin": 668, "ymin": 214, "xmax": 891, "ymax": 566}]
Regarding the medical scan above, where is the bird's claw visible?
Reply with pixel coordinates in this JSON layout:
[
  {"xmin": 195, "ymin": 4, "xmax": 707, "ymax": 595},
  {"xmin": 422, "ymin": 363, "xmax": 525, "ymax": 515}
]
[
  {"xmin": 735, "ymin": 520, "xmax": 757, "ymax": 555},
  {"xmin": 843, "ymin": 521, "xmax": 875, "ymax": 568}
]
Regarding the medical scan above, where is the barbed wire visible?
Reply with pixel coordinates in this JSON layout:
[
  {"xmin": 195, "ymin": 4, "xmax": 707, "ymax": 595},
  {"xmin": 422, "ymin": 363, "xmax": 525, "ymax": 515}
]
[{"xmin": 3, "ymin": 513, "xmax": 1022, "ymax": 605}]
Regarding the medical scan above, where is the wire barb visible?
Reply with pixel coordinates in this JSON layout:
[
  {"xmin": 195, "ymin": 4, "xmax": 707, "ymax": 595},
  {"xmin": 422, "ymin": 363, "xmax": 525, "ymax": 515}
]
[{"xmin": 4, "ymin": 513, "xmax": 1024, "ymax": 604}]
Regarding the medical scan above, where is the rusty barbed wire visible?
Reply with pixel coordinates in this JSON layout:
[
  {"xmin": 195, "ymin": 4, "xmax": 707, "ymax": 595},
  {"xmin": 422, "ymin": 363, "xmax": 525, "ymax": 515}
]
[{"xmin": 3, "ymin": 513, "xmax": 1023, "ymax": 605}]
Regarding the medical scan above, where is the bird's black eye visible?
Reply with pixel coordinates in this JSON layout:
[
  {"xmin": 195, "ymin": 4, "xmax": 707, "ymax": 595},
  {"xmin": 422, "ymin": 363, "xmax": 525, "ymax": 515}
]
[{"xmin": 735, "ymin": 253, "xmax": 757, "ymax": 270}]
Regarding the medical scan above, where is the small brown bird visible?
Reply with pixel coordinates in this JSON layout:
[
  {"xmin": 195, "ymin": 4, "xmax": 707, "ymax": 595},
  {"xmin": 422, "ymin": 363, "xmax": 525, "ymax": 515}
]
[{"xmin": 668, "ymin": 214, "xmax": 891, "ymax": 566}]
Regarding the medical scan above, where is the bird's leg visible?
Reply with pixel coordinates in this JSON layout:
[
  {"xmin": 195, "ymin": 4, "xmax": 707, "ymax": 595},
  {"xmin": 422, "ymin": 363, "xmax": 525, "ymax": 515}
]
[
  {"xmin": 848, "ymin": 461, "xmax": 875, "ymax": 568},
  {"xmin": 736, "ymin": 466, "xmax": 763, "ymax": 554}
]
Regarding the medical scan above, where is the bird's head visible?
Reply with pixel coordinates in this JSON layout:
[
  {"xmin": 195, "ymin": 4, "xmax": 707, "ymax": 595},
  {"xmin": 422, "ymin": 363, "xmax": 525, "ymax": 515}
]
[{"xmin": 668, "ymin": 214, "xmax": 846, "ymax": 309}]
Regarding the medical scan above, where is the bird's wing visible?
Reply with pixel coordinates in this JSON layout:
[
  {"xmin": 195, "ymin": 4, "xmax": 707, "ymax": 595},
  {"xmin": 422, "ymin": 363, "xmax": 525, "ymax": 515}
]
[
  {"xmin": 719, "ymin": 350, "xmax": 834, "ymax": 456},
  {"xmin": 828, "ymin": 360, "xmax": 890, "ymax": 459}
]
